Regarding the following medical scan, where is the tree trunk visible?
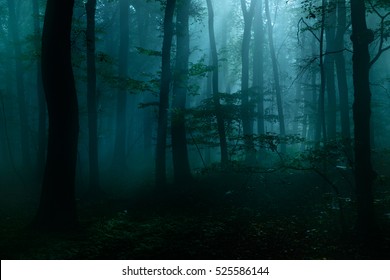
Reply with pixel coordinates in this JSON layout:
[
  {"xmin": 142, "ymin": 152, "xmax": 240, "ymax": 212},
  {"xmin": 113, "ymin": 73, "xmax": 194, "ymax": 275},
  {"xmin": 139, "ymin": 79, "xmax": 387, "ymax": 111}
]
[
  {"xmin": 171, "ymin": 0, "xmax": 192, "ymax": 184},
  {"xmin": 324, "ymin": 0, "xmax": 337, "ymax": 139},
  {"xmin": 86, "ymin": 0, "xmax": 99, "ymax": 194},
  {"xmin": 33, "ymin": 0, "xmax": 46, "ymax": 180},
  {"xmin": 155, "ymin": 0, "xmax": 176, "ymax": 187},
  {"xmin": 265, "ymin": 0, "xmax": 286, "ymax": 153},
  {"xmin": 34, "ymin": 0, "xmax": 79, "ymax": 230},
  {"xmin": 350, "ymin": 0, "xmax": 377, "ymax": 241},
  {"xmin": 253, "ymin": 0, "xmax": 264, "ymax": 137},
  {"xmin": 112, "ymin": 0, "xmax": 129, "ymax": 172},
  {"xmin": 206, "ymin": 0, "xmax": 228, "ymax": 166},
  {"xmin": 241, "ymin": 0, "xmax": 256, "ymax": 162},
  {"xmin": 335, "ymin": 0, "xmax": 352, "ymax": 155},
  {"xmin": 7, "ymin": 0, "xmax": 31, "ymax": 169}
]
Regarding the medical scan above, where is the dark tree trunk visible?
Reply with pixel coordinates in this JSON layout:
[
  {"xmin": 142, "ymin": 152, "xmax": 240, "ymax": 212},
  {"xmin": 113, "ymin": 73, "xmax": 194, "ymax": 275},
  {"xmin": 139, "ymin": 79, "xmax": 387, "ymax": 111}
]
[
  {"xmin": 253, "ymin": 0, "xmax": 264, "ymax": 137},
  {"xmin": 171, "ymin": 0, "xmax": 192, "ymax": 184},
  {"xmin": 350, "ymin": 0, "xmax": 377, "ymax": 241},
  {"xmin": 86, "ymin": 0, "xmax": 99, "ymax": 194},
  {"xmin": 241, "ymin": 0, "xmax": 256, "ymax": 162},
  {"xmin": 33, "ymin": 0, "xmax": 46, "ymax": 179},
  {"xmin": 112, "ymin": 0, "xmax": 129, "ymax": 172},
  {"xmin": 315, "ymin": 0, "xmax": 327, "ymax": 144},
  {"xmin": 324, "ymin": 0, "xmax": 337, "ymax": 139},
  {"xmin": 265, "ymin": 0, "xmax": 286, "ymax": 153},
  {"xmin": 34, "ymin": 0, "xmax": 79, "ymax": 230},
  {"xmin": 206, "ymin": 0, "xmax": 228, "ymax": 166},
  {"xmin": 335, "ymin": 0, "xmax": 351, "ymax": 151},
  {"xmin": 7, "ymin": 0, "xmax": 31, "ymax": 169},
  {"xmin": 155, "ymin": 0, "xmax": 176, "ymax": 187}
]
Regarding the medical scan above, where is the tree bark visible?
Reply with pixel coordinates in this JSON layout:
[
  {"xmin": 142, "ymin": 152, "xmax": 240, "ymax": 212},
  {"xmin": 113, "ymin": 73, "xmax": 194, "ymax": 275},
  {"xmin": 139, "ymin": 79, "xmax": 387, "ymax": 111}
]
[
  {"xmin": 171, "ymin": 0, "xmax": 192, "ymax": 184},
  {"xmin": 155, "ymin": 0, "xmax": 176, "ymax": 187},
  {"xmin": 34, "ymin": 0, "xmax": 79, "ymax": 230}
]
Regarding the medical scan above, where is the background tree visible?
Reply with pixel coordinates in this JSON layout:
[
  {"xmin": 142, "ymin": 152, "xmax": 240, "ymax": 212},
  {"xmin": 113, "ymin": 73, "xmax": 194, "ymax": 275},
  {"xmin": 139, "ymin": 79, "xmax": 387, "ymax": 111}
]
[
  {"xmin": 171, "ymin": 0, "xmax": 192, "ymax": 184},
  {"xmin": 156, "ymin": 0, "xmax": 176, "ymax": 187}
]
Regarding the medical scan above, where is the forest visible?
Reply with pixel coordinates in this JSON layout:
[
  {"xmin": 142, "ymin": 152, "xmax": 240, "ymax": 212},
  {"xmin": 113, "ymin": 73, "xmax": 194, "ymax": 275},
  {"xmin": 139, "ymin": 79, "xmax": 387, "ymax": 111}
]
[{"xmin": 0, "ymin": 0, "xmax": 390, "ymax": 259}]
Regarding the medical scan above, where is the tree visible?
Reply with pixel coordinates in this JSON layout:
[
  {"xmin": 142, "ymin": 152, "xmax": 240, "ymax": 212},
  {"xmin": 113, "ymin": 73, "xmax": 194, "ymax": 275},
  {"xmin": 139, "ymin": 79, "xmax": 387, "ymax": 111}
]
[
  {"xmin": 171, "ymin": 0, "xmax": 192, "ymax": 184},
  {"xmin": 155, "ymin": 0, "xmax": 176, "ymax": 187},
  {"xmin": 86, "ymin": 0, "xmax": 100, "ymax": 195},
  {"xmin": 206, "ymin": 0, "xmax": 228, "ymax": 166},
  {"xmin": 253, "ymin": 0, "xmax": 264, "ymax": 138},
  {"xmin": 350, "ymin": 0, "xmax": 377, "ymax": 241},
  {"xmin": 265, "ymin": 0, "xmax": 286, "ymax": 153},
  {"xmin": 7, "ymin": 0, "xmax": 31, "ymax": 169},
  {"xmin": 33, "ymin": 0, "xmax": 46, "ymax": 179},
  {"xmin": 34, "ymin": 0, "xmax": 79, "ymax": 230},
  {"xmin": 240, "ymin": 0, "xmax": 257, "ymax": 162},
  {"xmin": 112, "ymin": 0, "xmax": 129, "ymax": 173}
]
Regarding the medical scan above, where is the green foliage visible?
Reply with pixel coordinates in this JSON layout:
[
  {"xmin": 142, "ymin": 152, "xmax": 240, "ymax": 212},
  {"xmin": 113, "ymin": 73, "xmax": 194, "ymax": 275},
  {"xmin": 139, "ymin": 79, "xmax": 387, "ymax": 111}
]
[{"xmin": 135, "ymin": 47, "xmax": 162, "ymax": 57}]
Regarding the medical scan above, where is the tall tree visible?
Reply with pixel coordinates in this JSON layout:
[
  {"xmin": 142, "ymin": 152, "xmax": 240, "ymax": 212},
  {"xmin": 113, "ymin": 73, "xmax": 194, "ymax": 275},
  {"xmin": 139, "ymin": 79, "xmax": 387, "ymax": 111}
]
[
  {"xmin": 112, "ymin": 0, "xmax": 129, "ymax": 172},
  {"xmin": 240, "ymin": 0, "xmax": 257, "ymax": 162},
  {"xmin": 86, "ymin": 0, "xmax": 99, "ymax": 194},
  {"xmin": 206, "ymin": 0, "xmax": 228, "ymax": 166},
  {"xmin": 33, "ymin": 0, "xmax": 46, "ymax": 179},
  {"xmin": 324, "ymin": 0, "xmax": 337, "ymax": 139},
  {"xmin": 34, "ymin": 0, "xmax": 79, "ymax": 230},
  {"xmin": 7, "ymin": 0, "xmax": 31, "ymax": 169},
  {"xmin": 350, "ymin": 0, "xmax": 377, "ymax": 241},
  {"xmin": 253, "ymin": 0, "xmax": 264, "ymax": 136},
  {"xmin": 265, "ymin": 0, "xmax": 286, "ymax": 153},
  {"xmin": 155, "ymin": 0, "xmax": 176, "ymax": 187},
  {"xmin": 334, "ymin": 0, "xmax": 351, "ymax": 143},
  {"xmin": 171, "ymin": 0, "xmax": 192, "ymax": 184}
]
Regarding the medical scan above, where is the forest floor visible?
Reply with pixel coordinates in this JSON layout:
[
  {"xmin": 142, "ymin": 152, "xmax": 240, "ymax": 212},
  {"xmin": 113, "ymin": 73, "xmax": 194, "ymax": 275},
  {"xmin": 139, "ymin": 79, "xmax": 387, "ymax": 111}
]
[{"xmin": 1, "ymin": 162, "xmax": 390, "ymax": 260}]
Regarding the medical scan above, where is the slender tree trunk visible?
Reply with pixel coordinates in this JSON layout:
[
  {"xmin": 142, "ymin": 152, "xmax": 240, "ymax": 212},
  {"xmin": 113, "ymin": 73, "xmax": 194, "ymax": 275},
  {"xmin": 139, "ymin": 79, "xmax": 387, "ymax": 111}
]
[
  {"xmin": 7, "ymin": 0, "xmax": 31, "ymax": 168},
  {"xmin": 253, "ymin": 0, "xmax": 264, "ymax": 137},
  {"xmin": 112, "ymin": 0, "xmax": 129, "ymax": 172},
  {"xmin": 206, "ymin": 0, "xmax": 228, "ymax": 166},
  {"xmin": 350, "ymin": 0, "xmax": 377, "ymax": 241},
  {"xmin": 324, "ymin": 0, "xmax": 337, "ymax": 139},
  {"xmin": 316, "ymin": 0, "xmax": 327, "ymax": 144},
  {"xmin": 86, "ymin": 0, "xmax": 99, "ymax": 194},
  {"xmin": 155, "ymin": 0, "xmax": 176, "ymax": 187},
  {"xmin": 265, "ymin": 0, "xmax": 286, "ymax": 153},
  {"xmin": 34, "ymin": 0, "xmax": 79, "ymax": 230},
  {"xmin": 33, "ymin": 0, "xmax": 46, "ymax": 179},
  {"xmin": 241, "ymin": 0, "xmax": 257, "ymax": 162},
  {"xmin": 171, "ymin": 0, "xmax": 192, "ymax": 184},
  {"xmin": 335, "ymin": 0, "xmax": 352, "ymax": 154}
]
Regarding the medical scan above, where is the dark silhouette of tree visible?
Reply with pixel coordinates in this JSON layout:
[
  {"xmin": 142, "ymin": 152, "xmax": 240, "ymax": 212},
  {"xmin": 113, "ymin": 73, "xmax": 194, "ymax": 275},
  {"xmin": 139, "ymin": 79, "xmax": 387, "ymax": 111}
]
[
  {"xmin": 86, "ymin": 0, "xmax": 100, "ymax": 195},
  {"xmin": 112, "ymin": 0, "xmax": 129, "ymax": 173},
  {"xmin": 241, "ymin": 0, "xmax": 257, "ymax": 162},
  {"xmin": 33, "ymin": 0, "xmax": 46, "ymax": 179},
  {"xmin": 171, "ymin": 0, "xmax": 192, "ymax": 184},
  {"xmin": 206, "ymin": 0, "xmax": 228, "ymax": 166},
  {"xmin": 253, "ymin": 0, "xmax": 264, "ymax": 138},
  {"xmin": 265, "ymin": 0, "xmax": 286, "ymax": 153},
  {"xmin": 350, "ymin": 0, "xmax": 377, "ymax": 241},
  {"xmin": 34, "ymin": 0, "xmax": 79, "ymax": 230},
  {"xmin": 156, "ymin": 0, "xmax": 176, "ymax": 187},
  {"xmin": 7, "ymin": 0, "xmax": 31, "ymax": 169}
]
